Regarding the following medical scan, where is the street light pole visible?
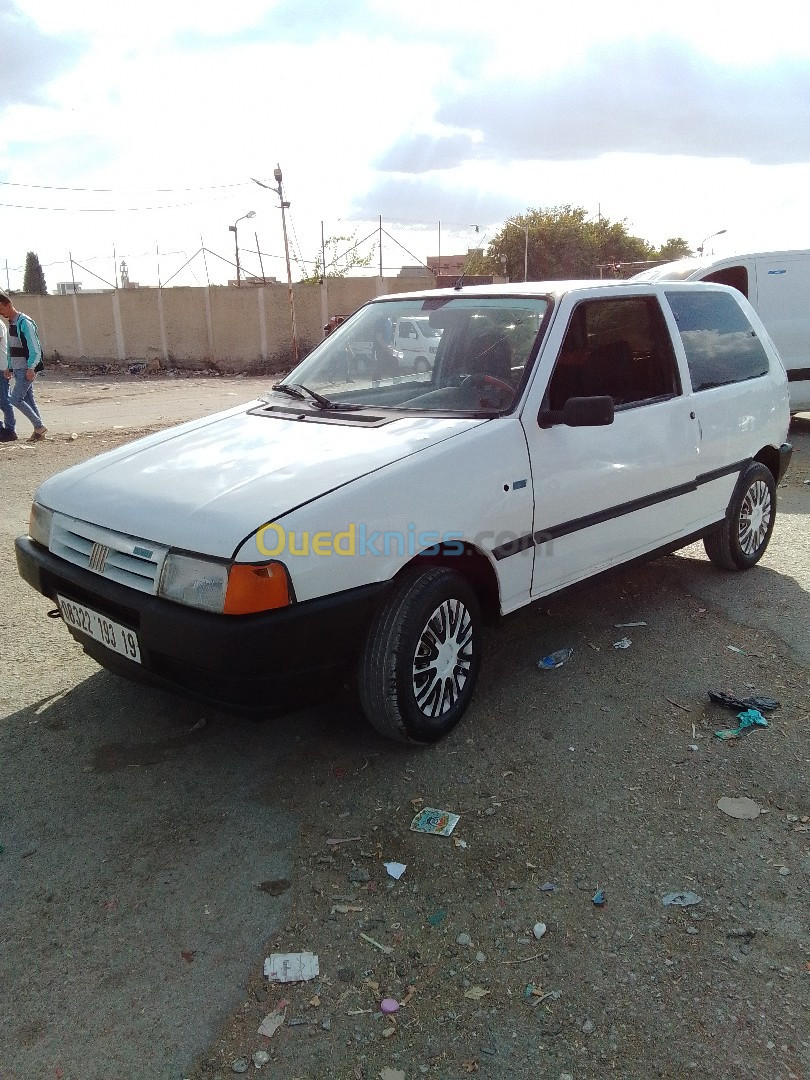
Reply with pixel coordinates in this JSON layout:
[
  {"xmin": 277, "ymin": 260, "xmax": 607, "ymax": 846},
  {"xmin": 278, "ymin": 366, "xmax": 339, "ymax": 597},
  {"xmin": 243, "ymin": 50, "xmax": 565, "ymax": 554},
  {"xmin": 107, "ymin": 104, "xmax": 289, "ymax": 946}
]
[
  {"xmin": 228, "ymin": 210, "xmax": 256, "ymax": 286},
  {"xmin": 251, "ymin": 168, "xmax": 299, "ymax": 365},
  {"xmin": 697, "ymin": 228, "xmax": 726, "ymax": 256}
]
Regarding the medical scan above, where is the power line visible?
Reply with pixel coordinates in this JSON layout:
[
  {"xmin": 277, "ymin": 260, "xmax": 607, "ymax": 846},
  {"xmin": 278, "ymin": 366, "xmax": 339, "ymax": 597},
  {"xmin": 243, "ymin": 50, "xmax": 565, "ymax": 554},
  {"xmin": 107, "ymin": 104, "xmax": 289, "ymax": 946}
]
[{"xmin": 0, "ymin": 179, "xmax": 251, "ymax": 193}]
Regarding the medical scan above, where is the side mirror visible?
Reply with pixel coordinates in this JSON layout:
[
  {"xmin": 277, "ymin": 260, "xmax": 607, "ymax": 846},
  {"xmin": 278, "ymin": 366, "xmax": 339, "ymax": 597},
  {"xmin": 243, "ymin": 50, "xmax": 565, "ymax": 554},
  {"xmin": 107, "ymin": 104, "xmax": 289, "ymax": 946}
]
[{"xmin": 538, "ymin": 395, "xmax": 615, "ymax": 429}]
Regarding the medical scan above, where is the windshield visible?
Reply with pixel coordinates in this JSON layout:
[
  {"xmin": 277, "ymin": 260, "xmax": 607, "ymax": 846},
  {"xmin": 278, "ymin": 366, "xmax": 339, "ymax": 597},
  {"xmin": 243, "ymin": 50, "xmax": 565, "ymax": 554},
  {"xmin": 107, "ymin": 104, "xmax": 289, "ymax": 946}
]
[{"xmin": 267, "ymin": 296, "xmax": 550, "ymax": 416}]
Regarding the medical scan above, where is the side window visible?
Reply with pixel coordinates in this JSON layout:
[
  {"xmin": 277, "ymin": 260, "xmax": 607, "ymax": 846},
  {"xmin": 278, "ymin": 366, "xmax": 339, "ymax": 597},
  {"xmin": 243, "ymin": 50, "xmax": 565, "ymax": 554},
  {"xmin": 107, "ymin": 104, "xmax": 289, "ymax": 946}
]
[
  {"xmin": 665, "ymin": 290, "xmax": 769, "ymax": 392},
  {"xmin": 702, "ymin": 265, "xmax": 749, "ymax": 298},
  {"xmin": 546, "ymin": 297, "xmax": 680, "ymax": 411}
]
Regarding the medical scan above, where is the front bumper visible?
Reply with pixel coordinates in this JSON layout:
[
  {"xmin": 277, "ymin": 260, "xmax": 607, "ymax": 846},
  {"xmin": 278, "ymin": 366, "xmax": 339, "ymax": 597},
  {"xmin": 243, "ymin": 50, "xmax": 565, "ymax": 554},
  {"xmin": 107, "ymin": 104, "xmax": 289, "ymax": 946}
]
[{"xmin": 16, "ymin": 536, "xmax": 387, "ymax": 714}]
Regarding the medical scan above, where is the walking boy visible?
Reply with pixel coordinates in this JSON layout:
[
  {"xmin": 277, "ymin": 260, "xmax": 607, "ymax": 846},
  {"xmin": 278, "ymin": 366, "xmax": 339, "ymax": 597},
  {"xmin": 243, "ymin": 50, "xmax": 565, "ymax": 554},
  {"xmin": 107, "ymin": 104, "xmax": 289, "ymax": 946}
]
[{"xmin": 0, "ymin": 291, "xmax": 47, "ymax": 442}]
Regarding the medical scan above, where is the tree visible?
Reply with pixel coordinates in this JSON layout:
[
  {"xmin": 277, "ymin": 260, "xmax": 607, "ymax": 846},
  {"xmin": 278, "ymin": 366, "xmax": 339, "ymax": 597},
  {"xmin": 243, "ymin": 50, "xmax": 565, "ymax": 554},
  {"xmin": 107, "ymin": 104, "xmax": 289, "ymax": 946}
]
[
  {"xmin": 301, "ymin": 231, "xmax": 376, "ymax": 283},
  {"xmin": 482, "ymin": 206, "xmax": 659, "ymax": 281},
  {"xmin": 23, "ymin": 251, "xmax": 47, "ymax": 295},
  {"xmin": 653, "ymin": 237, "xmax": 693, "ymax": 262}
]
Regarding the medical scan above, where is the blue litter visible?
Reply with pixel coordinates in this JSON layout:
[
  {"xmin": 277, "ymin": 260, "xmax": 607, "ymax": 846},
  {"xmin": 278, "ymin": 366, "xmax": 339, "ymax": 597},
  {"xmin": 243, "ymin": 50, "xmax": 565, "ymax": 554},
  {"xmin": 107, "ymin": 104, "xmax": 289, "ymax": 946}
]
[
  {"xmin": 714, "ymin": 709, "xmax": 768, "ymax": 741},
  {"xmin": 592, "ymin": 890, "xmax": 606, "ymax": 906},
  {"xmin": 537, "ymin": 648, "xmax": 574, "ymax": 670},
  {"xmin": 540, "ymin": 881, "xmax": 559, "ymax": 892}
]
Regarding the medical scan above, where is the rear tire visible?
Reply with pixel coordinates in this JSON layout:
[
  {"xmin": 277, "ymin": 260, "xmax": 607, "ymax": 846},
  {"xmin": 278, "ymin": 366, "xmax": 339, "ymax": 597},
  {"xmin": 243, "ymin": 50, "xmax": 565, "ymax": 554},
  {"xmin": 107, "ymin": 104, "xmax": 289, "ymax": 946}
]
[
  {"xmin": 703, "ymin": 461, "xmax": 776, "ymax": 570},
  {"xmin": 414, "ymin": 356, "xmax": 430, "ymax": 374},
  {"xmin": 358, "ymin": 566, "xmax": 482, "ymax": 743}
]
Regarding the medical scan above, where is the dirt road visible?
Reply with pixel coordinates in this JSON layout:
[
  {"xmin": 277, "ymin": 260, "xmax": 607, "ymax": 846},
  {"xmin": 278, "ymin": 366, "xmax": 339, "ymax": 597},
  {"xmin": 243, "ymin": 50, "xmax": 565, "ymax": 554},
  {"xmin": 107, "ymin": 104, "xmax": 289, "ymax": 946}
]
[{"xmin": 1, "ymin": 374, "xmax": 807, "ymax": 1080}]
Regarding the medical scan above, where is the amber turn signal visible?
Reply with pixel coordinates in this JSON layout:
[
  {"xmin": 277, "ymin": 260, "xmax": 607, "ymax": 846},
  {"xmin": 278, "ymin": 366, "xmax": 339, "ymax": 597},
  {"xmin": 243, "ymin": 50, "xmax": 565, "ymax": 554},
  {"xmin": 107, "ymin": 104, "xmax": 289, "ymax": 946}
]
[{"xmin": 223, "ymin": 561, "xmax": 292, "ymax": 614}]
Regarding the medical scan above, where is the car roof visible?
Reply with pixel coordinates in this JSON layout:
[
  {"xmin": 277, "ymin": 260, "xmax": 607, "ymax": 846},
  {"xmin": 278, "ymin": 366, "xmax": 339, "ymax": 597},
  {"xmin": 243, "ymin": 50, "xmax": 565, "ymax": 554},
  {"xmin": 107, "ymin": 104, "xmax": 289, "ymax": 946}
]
[{"xmin": 371, "ymin": 279, "xmax": 735, "ymax": 303}]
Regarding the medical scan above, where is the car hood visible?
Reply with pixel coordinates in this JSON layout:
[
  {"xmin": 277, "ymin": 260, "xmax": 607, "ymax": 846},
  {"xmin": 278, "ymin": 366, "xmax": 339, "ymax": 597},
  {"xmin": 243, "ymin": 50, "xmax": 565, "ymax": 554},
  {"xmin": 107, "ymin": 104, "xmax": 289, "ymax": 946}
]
[{"xmin": 36, "ymin": 403, "xmax": 484, "ymax": 557}]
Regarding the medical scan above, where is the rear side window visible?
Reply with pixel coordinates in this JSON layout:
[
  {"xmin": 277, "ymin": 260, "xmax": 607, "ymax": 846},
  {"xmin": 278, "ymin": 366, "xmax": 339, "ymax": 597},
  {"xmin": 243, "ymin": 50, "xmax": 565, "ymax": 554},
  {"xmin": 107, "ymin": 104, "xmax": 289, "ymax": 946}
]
[{"xmin": 665, "ymin": 290, "xmax": 769, "ymax": 392}]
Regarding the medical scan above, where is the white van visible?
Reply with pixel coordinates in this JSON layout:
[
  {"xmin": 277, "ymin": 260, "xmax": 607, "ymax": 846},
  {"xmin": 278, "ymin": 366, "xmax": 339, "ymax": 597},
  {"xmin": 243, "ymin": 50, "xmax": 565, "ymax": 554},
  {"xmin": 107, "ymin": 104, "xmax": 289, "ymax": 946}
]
[
  {"xmin": 17, "ymin": 281, "xmax": 792, "ymax": 744},
  {"xmin": 633, "ymin": 250, "xmax": 810, "ymax": 413},
  {"xmin": 392, "ymin": 316, "xmax": 441, "ymax": 372}
]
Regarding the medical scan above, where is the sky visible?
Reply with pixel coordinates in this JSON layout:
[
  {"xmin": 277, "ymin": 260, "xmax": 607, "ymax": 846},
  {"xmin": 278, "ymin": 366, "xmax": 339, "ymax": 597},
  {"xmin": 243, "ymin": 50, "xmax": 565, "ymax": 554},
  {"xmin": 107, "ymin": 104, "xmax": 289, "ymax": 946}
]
[{"xmin": 2, "ymin": 0, "xmax": 810, "ymax": 291}]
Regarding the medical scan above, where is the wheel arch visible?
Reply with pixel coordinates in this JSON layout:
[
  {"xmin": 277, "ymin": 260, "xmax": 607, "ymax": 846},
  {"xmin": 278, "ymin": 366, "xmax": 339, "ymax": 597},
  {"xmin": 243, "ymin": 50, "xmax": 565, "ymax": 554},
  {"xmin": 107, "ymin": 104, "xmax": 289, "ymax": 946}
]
[
  {"xmin": 753, "ymin": 445, "xmax": 780, "ymax": 485},
  {"xmin": 395, "ymin": 542, "xmax": 501, "ymax": 624}
]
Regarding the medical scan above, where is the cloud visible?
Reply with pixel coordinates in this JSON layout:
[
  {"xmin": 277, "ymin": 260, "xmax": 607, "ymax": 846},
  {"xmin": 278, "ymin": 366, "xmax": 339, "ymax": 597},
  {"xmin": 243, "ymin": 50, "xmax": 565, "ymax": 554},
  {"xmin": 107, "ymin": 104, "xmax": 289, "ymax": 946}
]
[
  {"xmin": 451, "ymin": 40, "xmax": 810, "ymax": 165},
  {"xmin": 375, "ymin": 38, "xmax": 810, "ymax": 171},
  {"xmin": 349, "ymin": 174, "xmax": 516, "ymax": 226},
  {"xmin": 0, "ymin": 3, "xmax": 86, "ymax": 110},
  {"xmin": 374, "ymin": 133, "xmax": 480, "ymax": 173}
]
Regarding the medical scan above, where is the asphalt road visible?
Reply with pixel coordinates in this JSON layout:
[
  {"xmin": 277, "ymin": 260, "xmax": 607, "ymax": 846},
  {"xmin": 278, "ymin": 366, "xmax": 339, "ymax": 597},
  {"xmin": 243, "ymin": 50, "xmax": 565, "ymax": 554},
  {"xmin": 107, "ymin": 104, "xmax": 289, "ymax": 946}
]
[{"xmin": 1, "ymin": 374, "xmax": 807, "ymax": 1079}]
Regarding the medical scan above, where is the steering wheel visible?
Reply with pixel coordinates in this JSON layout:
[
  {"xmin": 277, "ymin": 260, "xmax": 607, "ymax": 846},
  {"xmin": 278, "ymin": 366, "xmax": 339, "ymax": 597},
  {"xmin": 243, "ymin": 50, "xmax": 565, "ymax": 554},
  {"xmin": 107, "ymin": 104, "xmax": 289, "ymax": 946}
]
[{"xmin": 464, "ymin": 372, "xmax": 514, "ymax": 395}]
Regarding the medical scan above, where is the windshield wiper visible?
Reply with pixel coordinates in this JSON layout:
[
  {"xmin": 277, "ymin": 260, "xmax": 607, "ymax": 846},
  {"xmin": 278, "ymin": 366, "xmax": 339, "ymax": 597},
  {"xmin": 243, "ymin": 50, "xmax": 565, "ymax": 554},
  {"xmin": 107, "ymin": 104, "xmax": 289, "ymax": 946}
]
[{"xmin": 270, "ymin": 382, "xmax": 363, "ymax": 411}]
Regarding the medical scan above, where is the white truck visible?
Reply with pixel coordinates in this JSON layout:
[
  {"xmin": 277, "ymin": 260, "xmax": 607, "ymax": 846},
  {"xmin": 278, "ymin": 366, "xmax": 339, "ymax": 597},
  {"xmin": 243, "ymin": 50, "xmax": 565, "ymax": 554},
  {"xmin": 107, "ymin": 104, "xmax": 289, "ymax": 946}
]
[{"xmin": 633, "ymin": 250, "xmax": 810, "ymax": 413}]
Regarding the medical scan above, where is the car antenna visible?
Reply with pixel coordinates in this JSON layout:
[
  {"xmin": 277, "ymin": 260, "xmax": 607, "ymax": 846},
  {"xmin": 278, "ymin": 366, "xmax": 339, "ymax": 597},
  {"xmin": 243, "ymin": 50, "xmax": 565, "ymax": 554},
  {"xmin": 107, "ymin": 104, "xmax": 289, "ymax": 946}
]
[{"xmin": 454, "ymin": 228, "xmax": 488, "ymax": 291}]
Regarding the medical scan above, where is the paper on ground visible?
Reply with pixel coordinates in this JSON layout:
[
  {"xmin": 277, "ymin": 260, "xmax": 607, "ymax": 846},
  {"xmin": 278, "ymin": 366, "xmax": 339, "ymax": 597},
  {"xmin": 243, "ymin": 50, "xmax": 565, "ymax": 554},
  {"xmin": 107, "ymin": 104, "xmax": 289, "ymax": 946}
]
[{"xmin": 264, "ymin": 952, "xmax": 319, "ymax": 982}]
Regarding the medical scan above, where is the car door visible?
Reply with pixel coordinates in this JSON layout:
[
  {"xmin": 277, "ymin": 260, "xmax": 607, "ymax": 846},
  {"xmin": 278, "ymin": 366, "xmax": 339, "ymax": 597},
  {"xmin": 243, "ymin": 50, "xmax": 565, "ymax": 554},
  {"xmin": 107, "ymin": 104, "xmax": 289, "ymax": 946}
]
[{"xmin": 521, "ymin": 291, "xmax": 702, "ymax": 596}]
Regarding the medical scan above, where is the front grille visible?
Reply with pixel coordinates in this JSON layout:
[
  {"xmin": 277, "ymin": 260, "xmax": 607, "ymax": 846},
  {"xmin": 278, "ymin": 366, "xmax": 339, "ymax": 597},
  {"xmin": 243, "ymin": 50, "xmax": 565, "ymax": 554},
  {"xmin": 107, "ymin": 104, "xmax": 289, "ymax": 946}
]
[{"xmin": 49, "ymin": 514, "xmax": 168, "ymax": 595}]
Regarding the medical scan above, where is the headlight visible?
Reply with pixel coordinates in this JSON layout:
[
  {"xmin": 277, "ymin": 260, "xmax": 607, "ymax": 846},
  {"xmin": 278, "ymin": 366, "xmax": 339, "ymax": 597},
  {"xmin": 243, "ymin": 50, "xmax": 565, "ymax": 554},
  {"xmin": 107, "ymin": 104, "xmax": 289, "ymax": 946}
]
[
  {"xmin": 159, "ymin": 553, "xmax": 292, "ymax": 615},
  {"xmin": 29, "ymin": 502, "xmax": 53, "ymax": 548},
  {"xmin": 159, "ymin": 553, "xmax": 229, "ymax": 613}
]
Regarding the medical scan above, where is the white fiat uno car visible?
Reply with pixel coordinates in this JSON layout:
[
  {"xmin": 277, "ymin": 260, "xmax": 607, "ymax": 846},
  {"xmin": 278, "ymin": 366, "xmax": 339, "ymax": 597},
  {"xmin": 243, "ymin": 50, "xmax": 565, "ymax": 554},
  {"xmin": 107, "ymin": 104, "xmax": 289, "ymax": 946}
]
[{"xmin": 17, "ymin": 281, "xmax": 792, "ymax": 743}]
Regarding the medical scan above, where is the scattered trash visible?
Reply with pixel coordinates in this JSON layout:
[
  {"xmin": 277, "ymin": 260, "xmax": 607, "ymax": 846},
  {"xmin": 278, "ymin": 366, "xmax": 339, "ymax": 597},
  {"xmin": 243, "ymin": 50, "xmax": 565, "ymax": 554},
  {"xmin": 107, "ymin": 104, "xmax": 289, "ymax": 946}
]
[
  {"xmin": 539, "ymin": 881, "xmax": 558, "ymax": 892},
  {"xmin": 456, "ymin": 932, "xmax": 471, "ymax": 946},
  {"xmin": 464, "ymin": 986, "xmax": 491, "ymax": 1000},
  {"xmin": 264, "ymin": 953, "xmax": 319, "ymax": 983},
  {"xmin": 231, "ymin": 1059, "xmax": 249, "ymax": 1074},
  {"xmin": 532, "ymin": 922, "xmax": 547, "ymax": 940},
  {"xmin": 252, "ymin": 1049, "xmax": 271, "ymax": 1068},
  {"xmin": 612, "ymin": 637, "xmax": 632, "ymax": 649},
  {"xmin": 537, "ymin": 647, "xmax": 574, "ymax": 670},
  {"xmin": 331, "ymin": 904, "xmax": 363, "ymax": 915},
  {"xmin": 717, "ymin": 796, "xmax": 761, "ymax": 820},
  {"xmin": 384, "ymin": 861, "xmax": 407, "ymax": 880},
  {"xmin": 360, "ymin": 932, "xmax": 393, "ymax": 955},
  {"xmin": 379, "ymin": 1068, "xmax": 406, "ymax": 1080},
  {"xmin": 528, "ymin": 987, "xmax": 562, "ymax": 1007},
  {"xmin": 129, "ymin": 363, "xmax": 146, "ymax": 375},
  {"xmin": 778, "ymin": 866, "xmax": 791, "ymax": 877},
  {"xmin": 592, "ymin": 890, "xmax": 606, "ymax": 906},
  {"xmin": 662, "ymin": 890, "xmax": 702, "ymax": 907},
  {"xmin": 380, "ymin": 997, "xmax": 399, "ymax": 1013},
  {"xmin": 708, "ymin": 690, "xmax": 780, "ymax": 712},
  {"xmin": 427, "ymin": 908, "xmax": 447, "ymax": 927},
  {"xmin": 69, "ymin": 432, "xmax": 78, "ymax": 441},
  {"xmin": 666, "ymin": 697, "xmax": 691, "ymax": 712},
  {"xmin": 726, "ymin": 645, "xmax": 745, "ymax": 654},
  {"xmin": 688, "ymin": 743, "xmax": 699, "ymax": 751},
  {"xmin": 614, "ymin": 621, "xmax": 647, "ymax": 627},
  {"xmin": 326, "ymin": 836, "xmax": 362, "ymax": 846},
  {"xmin": 714, "ymin": 709, "xmax": 768, "ymax": 741},
  {"xmin": 410, "ymin": 807, "xmax": 460, "ymax": 836},
  {"xmin": 257, "ymin": 1007, "xmax": 286, "ymax": 1038},
  {"xmin": 454, "ymin": 837, "xmax": 468, "ymax": 849}
]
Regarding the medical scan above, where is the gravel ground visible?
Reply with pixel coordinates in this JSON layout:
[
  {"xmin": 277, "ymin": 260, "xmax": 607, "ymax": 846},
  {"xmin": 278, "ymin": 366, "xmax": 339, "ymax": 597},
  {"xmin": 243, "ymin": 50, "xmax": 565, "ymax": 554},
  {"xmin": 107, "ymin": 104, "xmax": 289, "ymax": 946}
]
[{"xmin": 1, "ymin": 399, "xmax": 808, "ymax": 1080}]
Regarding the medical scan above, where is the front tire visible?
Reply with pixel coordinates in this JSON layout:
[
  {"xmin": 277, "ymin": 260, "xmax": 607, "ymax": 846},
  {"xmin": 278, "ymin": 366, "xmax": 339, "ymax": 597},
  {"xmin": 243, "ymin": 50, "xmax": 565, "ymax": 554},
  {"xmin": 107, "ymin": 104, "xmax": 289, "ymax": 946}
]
[
  {"xmin": 704, "ymin": 461, "xmax": 776, "ymax": 570},
  {"xmin": 358, "ymin": 566, "xmax": 482, "ymax": 743}
]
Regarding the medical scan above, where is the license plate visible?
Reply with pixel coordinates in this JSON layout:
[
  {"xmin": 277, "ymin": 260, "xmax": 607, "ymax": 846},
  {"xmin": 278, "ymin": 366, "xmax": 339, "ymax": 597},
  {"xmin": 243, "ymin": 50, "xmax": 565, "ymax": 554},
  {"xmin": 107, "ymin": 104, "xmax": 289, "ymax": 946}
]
[{"xmin": 57, "ymin": 595, "xmax": 141, "ymax": 664}]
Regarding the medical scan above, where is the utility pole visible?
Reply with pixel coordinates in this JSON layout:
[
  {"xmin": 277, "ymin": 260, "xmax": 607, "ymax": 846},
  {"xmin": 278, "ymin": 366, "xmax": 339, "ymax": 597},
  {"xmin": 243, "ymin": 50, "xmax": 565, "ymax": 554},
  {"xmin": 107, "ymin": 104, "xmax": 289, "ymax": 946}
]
[{"xmin": 252, "ymin": 169, "xmax": 299, "ymax": 364}]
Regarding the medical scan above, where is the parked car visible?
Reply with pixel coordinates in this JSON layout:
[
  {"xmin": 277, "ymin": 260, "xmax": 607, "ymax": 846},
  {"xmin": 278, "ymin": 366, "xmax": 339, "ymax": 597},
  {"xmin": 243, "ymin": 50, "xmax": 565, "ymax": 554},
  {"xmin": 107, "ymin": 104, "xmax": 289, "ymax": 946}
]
[
  {"xmin": 17, "ymin": 280, "xmax": 791, "ymax": 743},
  {"xmin": 633, "ymin": 249, "xmax": 810, "ymax": 413}
]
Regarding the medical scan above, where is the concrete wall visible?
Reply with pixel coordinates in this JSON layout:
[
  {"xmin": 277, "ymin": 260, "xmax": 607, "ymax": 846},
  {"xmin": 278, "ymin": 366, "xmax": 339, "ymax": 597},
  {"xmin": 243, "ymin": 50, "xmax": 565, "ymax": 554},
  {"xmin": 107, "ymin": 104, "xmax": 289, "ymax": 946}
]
[{"xmin": 17, "ymin": 273, "xmax": 439, "ymax": 374}]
